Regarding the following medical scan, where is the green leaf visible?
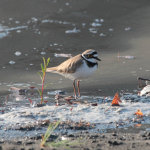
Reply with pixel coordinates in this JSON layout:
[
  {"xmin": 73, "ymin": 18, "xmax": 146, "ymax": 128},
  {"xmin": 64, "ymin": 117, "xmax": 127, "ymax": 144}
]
[
  {"xmin": 43, "ymin": 119, "xmax": 61, "ymax": 142},
  {"xmin": 47, "ymin": 57, "xmax": 50, "ymax": 67},
  {"xmin": 44, "ymin": 83, "xmax": 51, "ymax": 89},
  {"xmin": 37, "ymin": 89, "xmax": 42, "ymax": 96},
  {"xmin": 37, "ymin": 72, "xmax": 43, "ymax": 81},
  {"xmin": 43, "ymin": 57, "xmax": 46, "ymax": 71},
  {"xmin": 41, "ymin": 63, "xmax": 44, "ymax": 73}
]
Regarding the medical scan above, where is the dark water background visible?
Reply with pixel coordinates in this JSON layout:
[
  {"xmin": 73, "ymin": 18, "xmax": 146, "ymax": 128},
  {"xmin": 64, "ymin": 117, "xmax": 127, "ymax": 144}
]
[{"xmin": 0, "ymin": 0, "xmax": 150, "ymax": 105}]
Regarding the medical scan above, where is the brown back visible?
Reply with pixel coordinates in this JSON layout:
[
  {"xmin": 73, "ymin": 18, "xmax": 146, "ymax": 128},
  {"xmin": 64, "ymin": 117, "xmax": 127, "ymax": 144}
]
[{"xmin": 57, "ymin": 54, "xmax": 83, "ymax": 73}]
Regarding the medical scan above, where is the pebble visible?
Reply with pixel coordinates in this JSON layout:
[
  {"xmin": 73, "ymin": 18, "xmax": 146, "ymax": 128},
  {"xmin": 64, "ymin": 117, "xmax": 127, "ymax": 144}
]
[
  {"xmin": 25, "ymin": 141, "xmax": 35, "ymax": 145},
  {"xmin": 91, "ymin": 22, "xmax": 102, "ymax": 27},
  {"xmin": 9, "ymin": 61, "xmax": 15, "ymax": 65},
  {"xmin": 66, "ymin": 28, "xmax": 80, "ymax": 33},
  {"xmin": 15, "ymin": 51, "xmax": 21, "ymax": 56},
  {"xmin": 41, "ymin": 52, "xmax": 46, "ymax": 55}
]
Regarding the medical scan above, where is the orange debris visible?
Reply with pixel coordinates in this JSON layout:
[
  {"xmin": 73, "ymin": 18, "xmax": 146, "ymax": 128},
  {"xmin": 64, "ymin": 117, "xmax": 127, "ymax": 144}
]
[
  {"xmin": 78, "ymin": 123, "xmax": 83, "ymax": 127},
  {"xmin": 134, "ymin": 124, "xmax": 142, "ymax": 127},
  {"xmin": 43, "ymin": 100, "xmax": 48, "ymax": 103},
  {"xmin": 111, "ymin": 93, "xmax": 122, "ymax": 106},
  {"xmin": 28, "ymin": 98, "xmax": 33, "ymax": 104},
  {"xmin": 70, "ymin": 107, "xmax": 73, "ymax": 111},
  {"xmin": 86, "ymin": 123, "xmax": 90, "ymax": 126},
  {"xmin": 134, "ymin": 109, "xmax": 143, "ymax": 116}
]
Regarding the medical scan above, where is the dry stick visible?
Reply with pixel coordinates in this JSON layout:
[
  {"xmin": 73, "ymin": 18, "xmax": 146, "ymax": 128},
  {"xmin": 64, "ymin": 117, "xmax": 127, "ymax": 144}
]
[
  {"xmin": 41, "ymin": 73, "xmax": 46, "ymax": 104},
  {"xmin": 104, "ymin": 105, "xmax": 112, "ymax": 113},
  {"xmin": 5, "ymin": 95, "xmax": 8, "ymax": 105},
  {"xmin": 138, "ymin": 80, "xmax": 143, "ymax": 89},
  {"xmin": 3, "ymin": 94, "xmax": 9, "ymax": 114},
  {"xmin": 28, "ymin": 98, "xmax": 33, "ymax": 104},
  {"xmin": 99, "ymin": 90, "xmax": 107, "ymax": 103}
]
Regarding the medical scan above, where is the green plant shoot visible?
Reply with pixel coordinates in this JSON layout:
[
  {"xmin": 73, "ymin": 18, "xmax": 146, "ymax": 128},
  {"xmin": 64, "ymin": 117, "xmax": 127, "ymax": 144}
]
[
  {"xmin": 41, "ymin": 119, "xmax": 84, "ymax": 149},
  {"xmin": 37, "ymin": 57, "xmax": 50, "ymax": 104},
  {"xmin": 41, "ymin": 119, "xmax": 61, "ymax": 147}
]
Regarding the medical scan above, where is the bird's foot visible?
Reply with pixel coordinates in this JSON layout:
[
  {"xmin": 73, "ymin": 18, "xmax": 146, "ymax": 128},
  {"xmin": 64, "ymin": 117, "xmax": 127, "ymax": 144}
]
[
  {"xmin": 74, "ymin": 95, "xmax": 81, "ymax": 100},
  {"xmin": 74, "ymin": 95, "xmax": 78, "ymax": 100}
]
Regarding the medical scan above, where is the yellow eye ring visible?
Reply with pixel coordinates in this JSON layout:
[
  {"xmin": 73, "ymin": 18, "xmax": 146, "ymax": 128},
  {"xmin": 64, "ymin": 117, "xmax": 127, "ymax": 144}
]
[{"xmin": 88, "ymin": 54, "xmax": 92, "ymax": 58}]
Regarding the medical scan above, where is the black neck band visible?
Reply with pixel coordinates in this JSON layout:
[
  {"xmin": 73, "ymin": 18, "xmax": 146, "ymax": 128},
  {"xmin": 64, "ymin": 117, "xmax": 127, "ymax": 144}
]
[{"xmin": 81, "ymin": 55, "xmax": 98, "ymax": 68}]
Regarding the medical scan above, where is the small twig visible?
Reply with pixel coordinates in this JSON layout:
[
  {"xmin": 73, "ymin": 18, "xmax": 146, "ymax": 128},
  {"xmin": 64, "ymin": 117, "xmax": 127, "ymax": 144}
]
[
  {"xmin": 5, "ymin": 94, "xmax": 9, "ymax": 108},
  {"xmin": 103, "ymin": 97, "xmax": 105, "ymax": 104},
  {"xmin": 70, "ymin": 107, "xmax": 73, "ymax": 111},
  {"xmin": 99, "ymin": 90, "xmax": 107, "ymax": 103},
  {"xmin": 104, "ymin": 106, "xmax": 112, "ymax": 113},
  {"xmin": 28, "ymin": 98, "xmax": 33, "ymax": 104},
  {"xmin": 3, "ymin": 94, "xmax": 9, "ymax": 114},
  {"xmin": 138, "ymin": 80, "xmax": 143, "ymax": 89}
]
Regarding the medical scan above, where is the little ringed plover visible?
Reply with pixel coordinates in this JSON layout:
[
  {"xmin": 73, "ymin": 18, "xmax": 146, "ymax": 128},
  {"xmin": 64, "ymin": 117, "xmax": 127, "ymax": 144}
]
[{"xmin": 46, "ymin": 49, "xmax": 101, "ymax": 99}]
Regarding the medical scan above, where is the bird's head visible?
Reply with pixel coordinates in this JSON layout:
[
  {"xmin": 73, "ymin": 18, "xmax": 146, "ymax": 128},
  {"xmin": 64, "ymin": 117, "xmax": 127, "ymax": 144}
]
[{"xmin": 82, "ymin": 49, "xmax": 101, "ymax": 63}]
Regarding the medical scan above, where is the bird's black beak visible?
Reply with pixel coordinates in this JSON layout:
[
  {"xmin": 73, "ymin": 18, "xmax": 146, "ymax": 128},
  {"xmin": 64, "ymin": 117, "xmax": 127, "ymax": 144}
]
[{"xmin": 95, "ymin": 57, "xmax": 101, "ymax": 61}]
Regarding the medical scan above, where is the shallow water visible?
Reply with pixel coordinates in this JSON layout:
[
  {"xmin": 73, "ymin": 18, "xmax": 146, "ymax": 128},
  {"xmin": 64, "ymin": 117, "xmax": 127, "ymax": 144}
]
[{"xmin": 1, "ymin": 0, "xmax": 150, "ymax": 141}]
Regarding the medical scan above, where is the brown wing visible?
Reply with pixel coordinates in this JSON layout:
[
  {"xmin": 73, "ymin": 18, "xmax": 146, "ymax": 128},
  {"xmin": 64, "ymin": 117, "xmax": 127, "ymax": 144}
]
[
  {"xmin": 46, "ymin": 67, "xmax": 58, "ymax": 72},
  {"xmin": 57, "ymin": 54, "xmax": 83, "ymax": 73}
]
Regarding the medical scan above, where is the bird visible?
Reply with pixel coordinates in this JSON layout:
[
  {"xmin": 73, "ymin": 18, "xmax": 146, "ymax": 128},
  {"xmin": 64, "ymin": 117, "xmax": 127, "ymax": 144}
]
[{"xmin": 46, "ymin": 49, "xmax": 101, "ymax": 99}]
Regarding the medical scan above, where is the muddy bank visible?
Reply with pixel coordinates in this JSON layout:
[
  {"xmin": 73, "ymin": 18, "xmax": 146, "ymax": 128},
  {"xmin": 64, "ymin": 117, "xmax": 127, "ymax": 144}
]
[{"xmin": 1, "ymin": 131, "xmax": 150, "ymax": 150}]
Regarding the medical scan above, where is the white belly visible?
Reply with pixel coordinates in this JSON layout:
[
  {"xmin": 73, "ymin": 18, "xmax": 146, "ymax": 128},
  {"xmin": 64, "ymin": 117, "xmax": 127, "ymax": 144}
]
[{"xmin": 60, "ymin": 61, "xmax": 98, "ymax": 80}]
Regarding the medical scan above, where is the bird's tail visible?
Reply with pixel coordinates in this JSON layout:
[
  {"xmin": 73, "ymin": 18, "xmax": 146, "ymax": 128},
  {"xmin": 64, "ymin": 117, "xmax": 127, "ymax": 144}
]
[{"xmin": 46, "ymin": 67, "xmax": 58, "ymax": 73}]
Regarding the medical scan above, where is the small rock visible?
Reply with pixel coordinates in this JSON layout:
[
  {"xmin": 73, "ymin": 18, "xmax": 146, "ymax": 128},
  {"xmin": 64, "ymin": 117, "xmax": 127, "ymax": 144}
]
[
  {"xmin": 91, "ymin": 135, "xmax": 99, "ymax": 138},
  {"xmin": 143, "ymin": 137, "xmax": 147, "ymax": 140},
  {"xmin": 140, "ymin": 133, "xmax": 146, "ymax": 137},
  {"xmin": 108, "ymin": 140, "xmax": 121, "ymax": 145},
  {"xmin": 146, "ymin": 132, "xmax": 150, "ymax": 136},
  {"xmin": 30, "ymin": 136, "xmax": 42, "ymax": 140},
  {"xmin": 68, "ymin": 134, "xmax": 74, "ymax": 137},
  {"xmin": 16, "ymin": 141, "xmax": 22, "ymax": 145},
  {"xmin": 25, "ymin": 141, "xmax": 35, "ymax": 145},
  {"xmin": 113, "ymin": 141, "xmax": 118, "ymax": 145},
  {"xmin": 108, "ymin": 140, "xmax": 112, "ymax": 144},
  {"xmin": 112, "ymin": 132, "xmax": 117, "ymax": 136}
]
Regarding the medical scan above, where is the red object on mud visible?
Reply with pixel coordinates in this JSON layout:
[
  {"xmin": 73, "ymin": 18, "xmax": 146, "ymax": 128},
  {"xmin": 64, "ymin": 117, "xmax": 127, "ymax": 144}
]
[
  {"xmin": 91, "ymin": 103, "xmax": 98, "ymax": 106},
  {"xmin": 112, "ymin": 93, "xmax": 122, "ymax": 106},
  {"xmin": 134, "ymin": 109, "xmax": 143, "ymax": 116}
]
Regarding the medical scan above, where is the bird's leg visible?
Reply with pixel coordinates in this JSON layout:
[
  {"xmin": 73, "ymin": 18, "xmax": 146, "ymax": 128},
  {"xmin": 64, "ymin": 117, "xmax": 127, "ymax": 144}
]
[
  {"xmin": 73, "ymin": 80, "xmax": 77, "ymax": 99},
  {"xmin": 77, "ymin": 80, "xmax": 81, "ymax": 97}
]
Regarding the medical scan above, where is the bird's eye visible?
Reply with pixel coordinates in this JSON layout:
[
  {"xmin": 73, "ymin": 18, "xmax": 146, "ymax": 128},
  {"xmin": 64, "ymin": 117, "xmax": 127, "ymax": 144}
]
[{"xmin": 88, "ymin": 54, "xmax": 92, "ymax": 58}]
